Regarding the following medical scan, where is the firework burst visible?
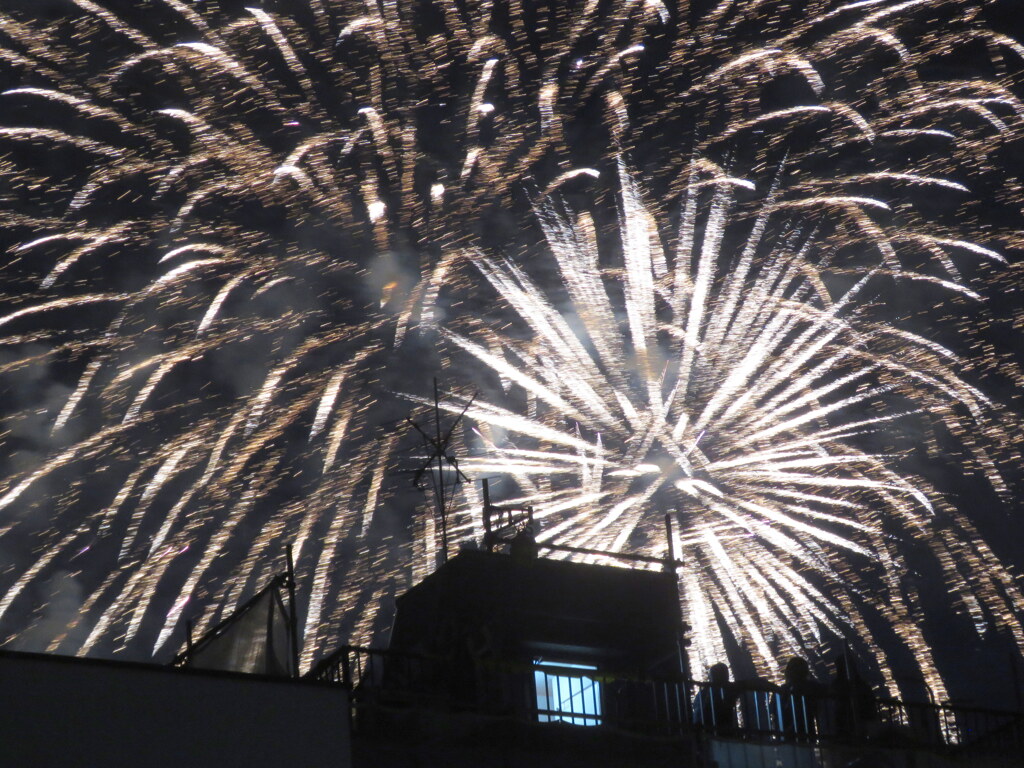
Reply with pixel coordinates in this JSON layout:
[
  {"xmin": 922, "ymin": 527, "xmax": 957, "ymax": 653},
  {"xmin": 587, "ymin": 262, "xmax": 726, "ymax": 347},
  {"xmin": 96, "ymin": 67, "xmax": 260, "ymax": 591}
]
[
  {"xmin": 430, "ymin": 158, "xmax": 1024, "ymax": 699},
  {"xmin": 0, "ymin": 0, "xmax": 670, "ymax": 668},
  {"xmin": 0, "ymin": 0, "xmax": 1022, "ymax": 693}
]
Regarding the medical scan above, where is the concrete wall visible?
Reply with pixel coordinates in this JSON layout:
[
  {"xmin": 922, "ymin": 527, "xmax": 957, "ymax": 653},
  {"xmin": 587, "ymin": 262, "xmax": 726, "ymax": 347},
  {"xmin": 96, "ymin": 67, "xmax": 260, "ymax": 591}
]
[{"xmin": 0, "ymin": 650, "xmax": 350, "ymax": 768}]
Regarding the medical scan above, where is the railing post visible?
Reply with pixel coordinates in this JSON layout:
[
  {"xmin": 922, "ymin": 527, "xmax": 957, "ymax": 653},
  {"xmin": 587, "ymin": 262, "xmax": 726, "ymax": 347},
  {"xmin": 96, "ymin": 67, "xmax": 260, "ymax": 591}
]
[
  {"xmin": 664, "ymin": 514, "xmax": 676, "ymax": 574},
  {"xmin": 340, "ymin": 645, "xmax": 352, "ymax": 687},
  {"xmin": 482, "ymin": 478, "xmax": 492, "ymax": 551},
  {"xmin": 286, "ymin": 545, "xmax": 300, "ymax": 678}
]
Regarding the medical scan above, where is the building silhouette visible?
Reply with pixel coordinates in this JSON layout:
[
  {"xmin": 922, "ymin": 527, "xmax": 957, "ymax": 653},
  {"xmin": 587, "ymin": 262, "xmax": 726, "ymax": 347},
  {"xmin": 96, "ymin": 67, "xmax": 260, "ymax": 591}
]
[{"xmin": 3, "ymin": 528, "xmax": 1023, "ymax": 766}]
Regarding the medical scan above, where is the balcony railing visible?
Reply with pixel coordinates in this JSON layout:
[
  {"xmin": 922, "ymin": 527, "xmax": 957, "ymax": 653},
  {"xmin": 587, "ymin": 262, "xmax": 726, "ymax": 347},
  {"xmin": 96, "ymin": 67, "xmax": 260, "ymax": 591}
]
[
  {"xmin": 309, "ymin": 645, "xmax": 1023, "ymax": 763},
  {"xmin": 309, "ymin": 644, "xmax": 691, "ymax": 737}
]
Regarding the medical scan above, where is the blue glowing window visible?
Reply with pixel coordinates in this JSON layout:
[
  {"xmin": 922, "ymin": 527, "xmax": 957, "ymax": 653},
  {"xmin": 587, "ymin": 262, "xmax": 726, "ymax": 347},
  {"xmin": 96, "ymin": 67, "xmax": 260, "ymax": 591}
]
[{"xmin": 533, "ymin": 660, "xmax": 602, "ymax": 726}]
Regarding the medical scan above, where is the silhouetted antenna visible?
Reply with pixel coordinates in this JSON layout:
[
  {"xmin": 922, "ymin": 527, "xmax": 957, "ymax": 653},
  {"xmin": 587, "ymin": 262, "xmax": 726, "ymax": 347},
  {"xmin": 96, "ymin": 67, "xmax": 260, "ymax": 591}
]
[{"xmin": 408, "ymin": 378, "xmax": 473, "ymax": 563}]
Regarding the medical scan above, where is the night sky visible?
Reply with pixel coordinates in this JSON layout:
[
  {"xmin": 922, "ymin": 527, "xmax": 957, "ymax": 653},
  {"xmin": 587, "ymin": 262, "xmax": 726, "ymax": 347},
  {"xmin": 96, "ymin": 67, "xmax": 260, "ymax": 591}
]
[{"xmin": 1, "ymin": 0, "xmax": 1024, "ymax": 710}]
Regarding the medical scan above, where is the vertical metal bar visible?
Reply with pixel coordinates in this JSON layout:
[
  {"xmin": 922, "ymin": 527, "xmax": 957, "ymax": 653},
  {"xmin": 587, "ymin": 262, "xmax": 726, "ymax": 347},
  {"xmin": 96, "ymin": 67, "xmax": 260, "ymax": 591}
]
[
  {"xmin": 548, "ymin": 673, "xmax": 557, "ymax": 722},
  {"xmin": 537, "ymin": 671, "xmax": 545, "ymax": 720},
  {"xmin": 482, "ymin": 478, "xmax": 492, "ymax": 551},
  {"xmin": 557, "ymin": 675, "xmax": 566, "ymax": 721},
  {"xmin": 672, "ymin": 679, "xmax": 684, "ymax": 735},
  {"xmin": 587, "ymin": 677, "xmax": 594, "ymax": 724},
  {"xmin": 340, "ymin": 647, "xmax": 352, "ymax": 686},
  {"xmin": 433, "ymin": 377, "xmax": 448, "ymax": 562},
  {"xmin": 664, "ymin": 513, "xmax": 676, "ymax": 573},
  {"xmin": 286, "ymin": 544, "xmax": 299, "ymax": 678},
  {"xmin": 552, "ymin": 671, "xmax": 561, "ymax": 720},
  {"xmin": 265, "ymin": 584, "xmax": 276, "ymax": 675}
]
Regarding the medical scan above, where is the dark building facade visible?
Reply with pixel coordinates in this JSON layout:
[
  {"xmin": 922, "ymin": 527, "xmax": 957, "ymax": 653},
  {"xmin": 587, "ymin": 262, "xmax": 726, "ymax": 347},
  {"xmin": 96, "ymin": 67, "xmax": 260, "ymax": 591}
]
[
  {"xmin": 313, "ymin": 546, "xmax": 700, "ymax": 766},
  {"xmin": 4, "ymin": 547, "xmax": 1023, "ymax": 767},
  {"xmin": 313, "ymin": 547, "xmax": 1024, "ymax": 768},
  {"xmin": 0, "ymin": 649, "xmax": 349, "ymax": 768},
  {"xmin": 389, "ymin": 548, "xmax": 689, "ymax": 678}
]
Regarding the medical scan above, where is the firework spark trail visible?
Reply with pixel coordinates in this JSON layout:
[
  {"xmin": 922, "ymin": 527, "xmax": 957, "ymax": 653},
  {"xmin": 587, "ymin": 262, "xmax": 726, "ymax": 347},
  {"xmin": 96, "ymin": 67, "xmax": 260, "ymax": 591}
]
[{"xmin": 0, "ymin": 0, "xmax": 1021, "ymax": 695}]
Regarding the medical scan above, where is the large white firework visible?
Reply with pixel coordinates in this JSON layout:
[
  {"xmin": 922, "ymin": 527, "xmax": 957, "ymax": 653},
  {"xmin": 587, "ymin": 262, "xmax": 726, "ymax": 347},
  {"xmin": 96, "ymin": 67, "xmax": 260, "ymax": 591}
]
[{"xmin": 429, "ymin": 158, "xmax": 1024, "ymax": 699}]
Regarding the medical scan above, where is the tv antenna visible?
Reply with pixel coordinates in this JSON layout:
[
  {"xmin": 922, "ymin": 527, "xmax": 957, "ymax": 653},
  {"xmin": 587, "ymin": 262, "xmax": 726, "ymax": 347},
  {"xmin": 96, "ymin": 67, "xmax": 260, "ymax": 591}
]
[{"xmin": 408, "ymin": 378, "xmax": 474, "ymax": 563}]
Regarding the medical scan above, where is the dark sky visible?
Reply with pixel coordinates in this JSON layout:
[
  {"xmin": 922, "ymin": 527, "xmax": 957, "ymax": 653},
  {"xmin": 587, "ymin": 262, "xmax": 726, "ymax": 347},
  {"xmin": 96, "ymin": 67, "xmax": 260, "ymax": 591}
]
[{"xmin": 0, "ymin": 0, "xmax": 1023, "ymax": 710}]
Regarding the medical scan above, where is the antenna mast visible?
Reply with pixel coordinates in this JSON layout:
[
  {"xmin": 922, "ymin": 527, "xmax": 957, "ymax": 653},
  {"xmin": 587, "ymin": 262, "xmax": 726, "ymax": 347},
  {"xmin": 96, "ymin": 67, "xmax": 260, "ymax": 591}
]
[{"xmin": 409, "ymin": 378, "xmax": 473, "ymax": 563}]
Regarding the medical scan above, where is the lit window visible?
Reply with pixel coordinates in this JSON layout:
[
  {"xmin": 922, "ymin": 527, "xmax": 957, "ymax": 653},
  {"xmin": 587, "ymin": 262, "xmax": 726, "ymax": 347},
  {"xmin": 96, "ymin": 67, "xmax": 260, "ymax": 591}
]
[{"xmin": 533, "ymin": 660, "xmax": 602, "ymax": 726}]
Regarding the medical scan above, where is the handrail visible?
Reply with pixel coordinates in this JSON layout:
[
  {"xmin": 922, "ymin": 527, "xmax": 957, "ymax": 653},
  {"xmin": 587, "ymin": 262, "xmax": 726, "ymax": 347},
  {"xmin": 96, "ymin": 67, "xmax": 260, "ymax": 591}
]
[{"xmin": 309, "ymin": 645, "xmax": 1023, "ymax": 760}]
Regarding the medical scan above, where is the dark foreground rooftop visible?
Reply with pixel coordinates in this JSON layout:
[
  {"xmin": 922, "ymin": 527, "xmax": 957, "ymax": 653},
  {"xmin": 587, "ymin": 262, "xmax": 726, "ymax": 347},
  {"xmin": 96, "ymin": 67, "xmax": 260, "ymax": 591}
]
[{"xmin": 0, "ymin": 648, "xmax": 349, "ymax": 768}]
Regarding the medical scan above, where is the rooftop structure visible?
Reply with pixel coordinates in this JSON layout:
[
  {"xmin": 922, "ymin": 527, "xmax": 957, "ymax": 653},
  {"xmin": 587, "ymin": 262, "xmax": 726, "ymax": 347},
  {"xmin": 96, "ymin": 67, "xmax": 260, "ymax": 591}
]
[
  {"xmin": 4, "ymin": 534, "xmax": 1022, "ymax": 767},
  {"xmin": 311, "ymin": 544, "xmax": 1024, "ymax": 768},
  {"xmin": 387, "ymin": 547, "xmax": 688, "ymax": 679}
]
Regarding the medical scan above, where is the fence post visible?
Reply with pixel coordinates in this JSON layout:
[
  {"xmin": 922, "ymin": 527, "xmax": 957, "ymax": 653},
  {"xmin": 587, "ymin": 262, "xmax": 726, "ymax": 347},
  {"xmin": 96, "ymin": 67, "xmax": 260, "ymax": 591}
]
[{"xmin": 340, "ymin": 646, "xmax": 352, "ymax": 687}]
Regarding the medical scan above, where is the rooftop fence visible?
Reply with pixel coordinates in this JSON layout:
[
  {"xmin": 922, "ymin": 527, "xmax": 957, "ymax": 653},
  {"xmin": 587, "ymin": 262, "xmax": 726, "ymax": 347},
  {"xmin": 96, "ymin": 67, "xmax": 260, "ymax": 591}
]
[{"xmin": 310, "ymin": 645, "xmax": 1022, "ymax": 765}]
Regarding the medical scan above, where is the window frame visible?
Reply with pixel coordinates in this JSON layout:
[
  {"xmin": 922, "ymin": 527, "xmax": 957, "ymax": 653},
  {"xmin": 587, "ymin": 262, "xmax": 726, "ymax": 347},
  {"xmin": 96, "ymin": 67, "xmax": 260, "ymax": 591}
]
[{"xmin": 532, "ymin": 659, "xmax": 603, "ymax": 726}]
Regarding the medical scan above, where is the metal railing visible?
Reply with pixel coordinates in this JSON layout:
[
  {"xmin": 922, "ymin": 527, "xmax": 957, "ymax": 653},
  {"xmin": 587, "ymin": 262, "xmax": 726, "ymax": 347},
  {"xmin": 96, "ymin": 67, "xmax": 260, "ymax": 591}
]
[
  {"xmin": 310, "ymin": 646, "xmax": 1022, "ymax": 763},
  {"xmin": 310, "ymin": 644, "xmax": 692, "ymax": 736},
  {"xmin": 690, "ymin": 679, "xmax": 1023, "ymax": 762}
]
